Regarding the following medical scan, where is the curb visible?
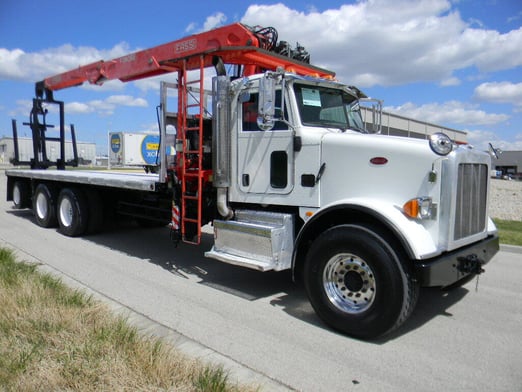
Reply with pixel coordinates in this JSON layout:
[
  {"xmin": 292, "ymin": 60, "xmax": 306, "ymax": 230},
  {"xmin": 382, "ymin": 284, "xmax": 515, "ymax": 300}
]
[{"xmin": 500, "ymin": 244, "xmax": 522, "ymax": 254}]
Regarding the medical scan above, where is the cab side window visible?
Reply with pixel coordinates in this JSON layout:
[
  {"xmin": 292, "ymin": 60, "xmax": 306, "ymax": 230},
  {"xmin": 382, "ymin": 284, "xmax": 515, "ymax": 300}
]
[{"xmin": 242, "ymin": 91, "xmax": 288, "ymax": 131}]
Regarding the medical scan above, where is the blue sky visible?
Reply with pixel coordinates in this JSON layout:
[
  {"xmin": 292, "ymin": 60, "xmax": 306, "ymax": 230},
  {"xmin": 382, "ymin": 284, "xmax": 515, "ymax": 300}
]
[{"xmin": 1, "ymin": 0, "xmax": 521, "ymax": 154}]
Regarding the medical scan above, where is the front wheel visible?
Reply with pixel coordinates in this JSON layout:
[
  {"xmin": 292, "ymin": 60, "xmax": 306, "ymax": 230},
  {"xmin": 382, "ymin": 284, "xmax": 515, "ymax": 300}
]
[{"xmin": 303, "ymin": 224, "xmax": 418, "ymax": 340}]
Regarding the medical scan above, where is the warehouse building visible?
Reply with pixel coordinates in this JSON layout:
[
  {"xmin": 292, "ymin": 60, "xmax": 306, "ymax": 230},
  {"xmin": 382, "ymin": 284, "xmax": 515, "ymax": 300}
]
[
  {"xmin": 360, "ymin": 107, "xmax": 467, "ymax": 143},
  {"xmin": 0, "ymin": 137, "xmax": 96, "ymax": 165},
  {"xmin": 492, "ymin": 150, "xmax": 522, "ymax": 179}
]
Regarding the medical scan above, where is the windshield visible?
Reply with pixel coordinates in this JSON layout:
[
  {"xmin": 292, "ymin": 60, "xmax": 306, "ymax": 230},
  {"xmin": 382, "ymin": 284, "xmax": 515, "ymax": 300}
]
[{"xmin": 294, "ymin": 83, "xmax": 366, "ymax": 132}]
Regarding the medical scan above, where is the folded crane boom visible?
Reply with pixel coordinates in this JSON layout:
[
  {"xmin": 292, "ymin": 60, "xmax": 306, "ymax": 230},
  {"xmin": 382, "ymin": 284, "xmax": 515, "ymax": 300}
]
[{"xmin": 38, "ymin": 23, "xmax": 334, "ymax": 95}]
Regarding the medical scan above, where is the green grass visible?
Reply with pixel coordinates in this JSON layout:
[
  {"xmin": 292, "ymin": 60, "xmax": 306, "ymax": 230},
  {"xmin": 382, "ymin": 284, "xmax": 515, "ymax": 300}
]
[
  {"xmin": 493, "ymin": 219, "xmax": 522, "ymax": 246},
  {"xmin": 0, "ymin": 248, "xmax": 258, "ymax": 392}
]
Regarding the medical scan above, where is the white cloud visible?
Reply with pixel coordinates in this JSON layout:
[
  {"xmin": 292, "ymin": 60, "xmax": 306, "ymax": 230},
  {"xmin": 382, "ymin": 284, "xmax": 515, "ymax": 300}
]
[
  {"xmin": 0, "ymin": 48, "xmax": 26, "ymax": 79},
  {"xmin": 65, "ymin": 94, "xmax": 148, "ymax": 116},
  {"xmin": 105, "ymin": 95, "xmax": 147, "ymax": 107},
  {"xmin": 185, "ymin": 22, "xmax": 198, "ymax": 33},
  {"xmin": 474, "ymin": 81, "xmax": 522, "ymax": 109},
  {"xmin": 0, "ymin": 43, "xmax": 131, "ymax": 84},
  {"xmin": 466, "ymin": 129, "xmax": 522, "ymax": 151},
  {"xmin": 241, "ymin": 1, "xmax": 522, "ymax": 87},
  {"xmin": 386, "ymin": 101, "xmax": 510, "ymax": 126},
  {"xmin": 470, "ymin": 28, "xmax": 522, "ymax": 72},
  {"xmin": 8, "ymin": 99, "xmax": 32, "ymax": 117},
  {"xmin": 185, "ymin": 12, "xmax": 227, "ymax": 34},
  {"xmin": 203, "ymin": 12, "xmax": 227, "ymax": 31},
  {"xmin": 8, "ymin": 94, "xmax": 146, "ymax": 126},
  {"xmin": 65, "ymin": 102, "xmax": 93, "ymax": 114}
]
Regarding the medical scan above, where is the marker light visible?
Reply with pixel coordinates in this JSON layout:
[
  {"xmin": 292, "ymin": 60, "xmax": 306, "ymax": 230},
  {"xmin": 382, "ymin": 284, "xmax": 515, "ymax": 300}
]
[
  {"xmin": 403, "ymin": 197, "xmax": 435, "ymax": 219},
  {"xmin": 370, "ymin": 157, "xmax": 388, "ymax": 165},
  {"xmin": 429, "ymin": 133, "xmax": 453, "ymax": 156}
]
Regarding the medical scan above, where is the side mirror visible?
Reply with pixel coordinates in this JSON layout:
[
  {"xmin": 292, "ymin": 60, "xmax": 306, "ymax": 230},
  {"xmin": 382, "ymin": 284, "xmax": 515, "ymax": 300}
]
[
  {"xmin": 257, "ymin": 73, "xmax": 276, "ymax": 131},
  {"xmin": 488, "ymin": 143, "xmax": 502, "ymax": 159}
]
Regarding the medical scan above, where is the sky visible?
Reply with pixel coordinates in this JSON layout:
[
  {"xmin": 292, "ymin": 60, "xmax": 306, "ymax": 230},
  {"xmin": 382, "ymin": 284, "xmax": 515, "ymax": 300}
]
[{"xmin": 1, "ymin": 0, "xmax": 521, "ymax": 155}]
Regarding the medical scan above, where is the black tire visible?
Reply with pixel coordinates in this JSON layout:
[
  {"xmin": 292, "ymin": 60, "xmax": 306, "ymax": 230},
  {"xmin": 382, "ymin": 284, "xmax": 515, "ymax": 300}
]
[
  {"xmin": 12, "ymin": 180, "xmax": 30, "ymax": 209},
  {"xmin": 303, "ymin": 224, "xmax": 419, "ymax": 340},
  {"xmin": 57, "ymin": 188, "xmax": 89, "ymax": 237},
  {"xmin": 33, "ymin": 183, "xmax": 58, "ymax": 228},
  {"xmin": 84, "ymin": 189, "xmax": 104, "ymax": 234}
]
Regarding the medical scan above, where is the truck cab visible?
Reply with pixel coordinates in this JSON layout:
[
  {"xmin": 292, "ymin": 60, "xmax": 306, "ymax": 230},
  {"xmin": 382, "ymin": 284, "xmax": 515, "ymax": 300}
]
[{"xmin": 206, "ymin": 70, "xmax": 499, "ymax": 338}]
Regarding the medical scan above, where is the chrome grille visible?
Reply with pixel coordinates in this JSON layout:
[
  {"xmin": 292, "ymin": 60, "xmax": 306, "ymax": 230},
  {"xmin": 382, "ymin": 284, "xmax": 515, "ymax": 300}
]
[{"xmin": 454, "ymin": 163, "xmax": 488, "ymax": 240}]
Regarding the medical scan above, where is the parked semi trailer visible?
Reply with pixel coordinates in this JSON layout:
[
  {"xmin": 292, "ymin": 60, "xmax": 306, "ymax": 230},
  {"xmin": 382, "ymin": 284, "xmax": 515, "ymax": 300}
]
[{"xmin": 6, "ymin": 23, "xmax": 499, "ymax": 339}]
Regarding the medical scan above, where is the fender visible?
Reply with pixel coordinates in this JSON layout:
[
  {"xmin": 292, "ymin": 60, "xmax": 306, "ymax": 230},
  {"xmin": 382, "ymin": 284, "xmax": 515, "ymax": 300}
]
[{"xmin": 292, "ymin": 198, "xmax": 442, "ymax": 275}]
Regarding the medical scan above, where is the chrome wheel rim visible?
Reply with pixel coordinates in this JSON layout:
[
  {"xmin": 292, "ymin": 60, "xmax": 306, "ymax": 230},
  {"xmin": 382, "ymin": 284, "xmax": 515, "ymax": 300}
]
[
  {"xmin": 323, "ymin": 253, "xmax": 376, "ymax": 314},
  {"xmin": 59, "ymin": 197, "xmax": 73, "ymax": 227},
  {"xmin": 13, "ymin": 185, "xmax": 21, "ymax": 205},
  {"xmin": 36, "ymin": 192, "xmax": 48, "ymax": 220}
]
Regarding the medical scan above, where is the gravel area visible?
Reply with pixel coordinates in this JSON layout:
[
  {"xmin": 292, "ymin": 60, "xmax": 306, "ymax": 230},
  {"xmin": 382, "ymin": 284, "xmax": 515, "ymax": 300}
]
[{"xmin": 489, "ymin": 179, "xmax": 522, "ymax": 221}]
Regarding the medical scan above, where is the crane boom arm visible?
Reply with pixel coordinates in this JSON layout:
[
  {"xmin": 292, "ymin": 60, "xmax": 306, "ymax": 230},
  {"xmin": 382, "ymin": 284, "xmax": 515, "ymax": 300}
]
[{"xmin": 38, "ymin": 23, "xmax": 334, "ymax": 94}]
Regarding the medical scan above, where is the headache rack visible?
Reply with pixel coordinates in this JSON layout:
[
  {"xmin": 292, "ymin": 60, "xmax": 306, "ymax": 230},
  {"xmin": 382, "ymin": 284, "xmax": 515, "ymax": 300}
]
[{"xmin": 11, "ymin": 90, "xmax": 78, "ymax": 170}]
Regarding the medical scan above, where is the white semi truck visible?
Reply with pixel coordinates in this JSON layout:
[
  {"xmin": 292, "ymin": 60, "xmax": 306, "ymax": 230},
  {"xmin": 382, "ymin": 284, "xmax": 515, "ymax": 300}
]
[{"xmin": 5, "ymin": 23, "xmax": 499, "ymax": 339}]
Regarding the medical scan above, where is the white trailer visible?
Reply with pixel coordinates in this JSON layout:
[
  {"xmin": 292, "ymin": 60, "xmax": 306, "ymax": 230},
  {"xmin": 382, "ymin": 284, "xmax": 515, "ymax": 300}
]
[{"xmin": 108, "ymin": 132, "xmax": 161, "ymax": 167}]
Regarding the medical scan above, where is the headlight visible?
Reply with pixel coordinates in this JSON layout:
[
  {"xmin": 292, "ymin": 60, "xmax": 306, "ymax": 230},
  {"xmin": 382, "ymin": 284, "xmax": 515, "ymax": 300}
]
[{"xmin": 429, "ymin": 132, "xmax": 453, "ymax": 156}]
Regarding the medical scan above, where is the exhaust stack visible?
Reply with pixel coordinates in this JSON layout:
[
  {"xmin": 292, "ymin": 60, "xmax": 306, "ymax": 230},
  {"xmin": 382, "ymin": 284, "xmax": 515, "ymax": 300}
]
[{"xmin": 212, "ymin": 75, "xmax": 233, "ymax": 219}]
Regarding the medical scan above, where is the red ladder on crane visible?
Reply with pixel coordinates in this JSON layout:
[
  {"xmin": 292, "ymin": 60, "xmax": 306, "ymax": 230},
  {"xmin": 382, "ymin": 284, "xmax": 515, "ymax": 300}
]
[{"xmin": 178, "ymin": 57, "xmax": 206, "ymax": 244}]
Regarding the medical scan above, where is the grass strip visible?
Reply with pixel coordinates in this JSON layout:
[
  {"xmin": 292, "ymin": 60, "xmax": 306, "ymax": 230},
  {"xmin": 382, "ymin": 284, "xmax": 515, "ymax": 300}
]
[
  {"xmin": 0, "ymin": 248, "xmax": 257, "ymax": 391},
  {"xmin": 493, "ymin": 219, "xmax": 522, "ymax": 247}
]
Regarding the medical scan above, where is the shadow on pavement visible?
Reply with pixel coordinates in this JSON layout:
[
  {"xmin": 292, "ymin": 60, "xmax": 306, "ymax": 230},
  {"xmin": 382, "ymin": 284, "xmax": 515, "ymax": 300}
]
[{"xmin": 4, "ymin": 209, "xmax": 472, "ymax": 341}]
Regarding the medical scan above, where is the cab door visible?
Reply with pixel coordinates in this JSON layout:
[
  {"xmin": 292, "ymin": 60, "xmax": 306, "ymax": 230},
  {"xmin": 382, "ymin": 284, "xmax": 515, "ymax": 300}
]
[{"xmin": 237, "ymin": 90, "xmax": 294, "ymax": 194}]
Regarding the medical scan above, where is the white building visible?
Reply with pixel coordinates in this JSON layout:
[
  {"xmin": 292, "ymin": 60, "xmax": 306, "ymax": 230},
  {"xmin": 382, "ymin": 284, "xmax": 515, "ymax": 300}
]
[
  {"xmin": 360, "ymin": 107, "xmax": 467, "ymax": 144},
  {"xmin": 0, "ymin": 137, "xmax": 96, "ymax": 165}
]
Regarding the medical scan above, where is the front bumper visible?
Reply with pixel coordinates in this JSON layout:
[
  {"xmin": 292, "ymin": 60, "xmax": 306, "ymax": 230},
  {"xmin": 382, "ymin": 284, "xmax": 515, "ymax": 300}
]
[{"xmin": 415, "ymin": 235, "xmax": 499, "ymax": 287}]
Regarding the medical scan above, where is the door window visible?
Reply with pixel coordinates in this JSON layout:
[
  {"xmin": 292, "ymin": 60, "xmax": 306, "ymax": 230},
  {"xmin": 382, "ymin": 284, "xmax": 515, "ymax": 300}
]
[{"xmin": 242, "ymin": 91, "xmax": 288, "ymax": 131}]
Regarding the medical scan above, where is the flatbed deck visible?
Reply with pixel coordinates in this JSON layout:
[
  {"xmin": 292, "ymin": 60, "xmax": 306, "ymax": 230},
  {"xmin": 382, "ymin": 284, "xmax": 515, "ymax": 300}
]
[{"xmin": 5, "ymin": 169, "xmax": 162, "ymax": 192}]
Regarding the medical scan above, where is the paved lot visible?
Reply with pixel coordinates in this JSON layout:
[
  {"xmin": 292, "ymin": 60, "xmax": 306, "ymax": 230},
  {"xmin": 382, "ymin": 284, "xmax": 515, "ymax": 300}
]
[{"xmin": 1, "ymin": 170, "xmax": 521, "ymax": 391}]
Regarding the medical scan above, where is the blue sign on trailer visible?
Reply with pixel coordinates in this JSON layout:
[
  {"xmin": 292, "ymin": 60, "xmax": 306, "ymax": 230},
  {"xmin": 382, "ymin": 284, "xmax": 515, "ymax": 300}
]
[
  {"xmin": 110, "ymin": 134, "xmax": 121, "ymax": 153},
  {"xmin": 141, "ymin": 134, "xmax": 160, "ymax": 165}
]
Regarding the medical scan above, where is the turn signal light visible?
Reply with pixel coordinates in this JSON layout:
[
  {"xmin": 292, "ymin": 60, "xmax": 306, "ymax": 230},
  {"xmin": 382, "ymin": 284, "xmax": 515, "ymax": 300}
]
[{"xmin": 403, "ymin": 197, "xmax": 435, "ymax": 219}]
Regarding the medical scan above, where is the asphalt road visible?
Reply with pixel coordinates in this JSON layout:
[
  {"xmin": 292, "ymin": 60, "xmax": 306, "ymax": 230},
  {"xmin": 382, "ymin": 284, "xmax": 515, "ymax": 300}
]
[{"xmin": 1, "ymin": 170, "xmax": 521, "ymax": 391}]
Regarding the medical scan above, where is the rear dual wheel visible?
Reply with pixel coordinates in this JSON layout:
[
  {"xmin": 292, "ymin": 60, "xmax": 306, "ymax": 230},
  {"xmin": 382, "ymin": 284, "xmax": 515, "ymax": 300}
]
[
  {"xmin": 12, "ymin": 181, "xmax": 30, "ymax": 209},
  {"xmin": 32, "ymin": 184, "xmax": 90, "ymax": 237},
  {"xmin": 57, "ymin": 188, "xmax": 89, "ymax": 237},
  {"xmin": 33, "ymin": 183, "xmax": 58, "ymax": 228}
]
